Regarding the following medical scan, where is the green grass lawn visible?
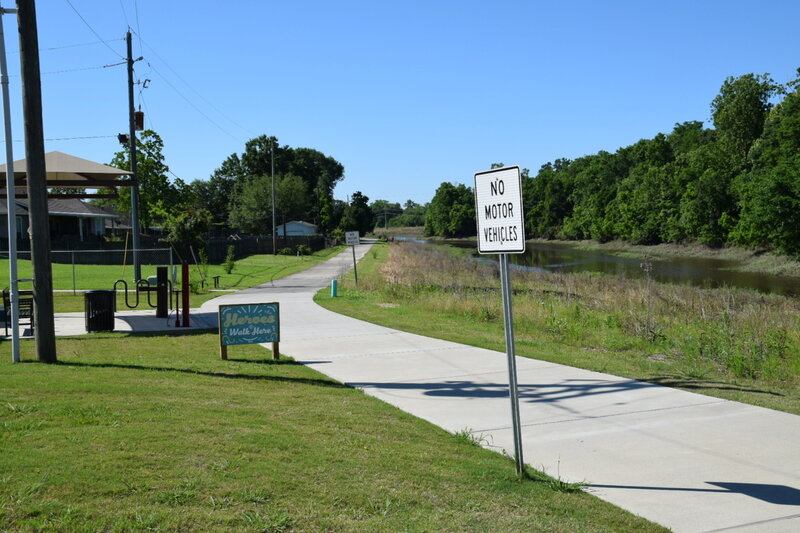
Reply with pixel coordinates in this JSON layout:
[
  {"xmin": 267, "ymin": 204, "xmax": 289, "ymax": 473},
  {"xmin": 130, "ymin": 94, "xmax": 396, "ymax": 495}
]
[
  {"xmin": 317, "ymin": 242, "xmax": 800, "ymax": 415},
  {"xmin": 1, "ymin": 247, "xmax": 345, "ymax": 313},
  {"xmin": 0, "ymin": 332, "xmax": 664, "ymax": 532}
]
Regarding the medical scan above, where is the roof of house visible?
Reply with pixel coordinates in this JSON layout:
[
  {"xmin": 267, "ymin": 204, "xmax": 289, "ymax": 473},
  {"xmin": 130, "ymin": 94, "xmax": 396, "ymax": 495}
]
[
  {"xmin": 276, "ymin": 220, "xmax": 318, "ymax": 230},
  {"xmin": 48, "ymin": 199, "xmax": 114, "ymax": 218},
  {"xmin": 0, "ymin": 199, "xmax": 117, "ymax": 218},
  {"xmin": 0, "ymin": 200, "xmax": 27, "ymax": 216}
]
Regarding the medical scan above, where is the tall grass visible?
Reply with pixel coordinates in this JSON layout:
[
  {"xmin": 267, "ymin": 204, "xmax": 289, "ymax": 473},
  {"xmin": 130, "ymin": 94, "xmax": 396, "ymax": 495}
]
[{"xmin": 321, "ymin": 242, "xmax": 800, "ymax": 414}]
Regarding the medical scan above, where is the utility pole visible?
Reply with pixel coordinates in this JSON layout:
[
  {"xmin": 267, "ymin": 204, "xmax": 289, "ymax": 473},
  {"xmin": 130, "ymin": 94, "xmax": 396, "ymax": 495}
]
[
  {"xmin": 126, "ymin": 31, "xmax": 141, "ymax": 281},
  {"xmin": 271, "ymin": 139, "xmax": 276, "ymax": 255},
  {"xmin": 17, "ymin": 0, "xmax": 56, "ymax": 363}
]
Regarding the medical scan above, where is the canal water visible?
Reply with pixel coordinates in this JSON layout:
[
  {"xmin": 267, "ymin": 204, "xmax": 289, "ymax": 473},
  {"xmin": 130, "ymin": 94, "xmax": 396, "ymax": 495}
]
[{"xmin": 433, "ymin": 240, "xmax": 800, "ymax": 297}]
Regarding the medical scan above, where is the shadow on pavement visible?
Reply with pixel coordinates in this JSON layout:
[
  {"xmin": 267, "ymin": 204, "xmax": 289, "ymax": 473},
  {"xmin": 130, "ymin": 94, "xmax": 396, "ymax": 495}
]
[
  {"xmin": 589, "ymin": 482, "xmax": 800, "ymax": 505},
  {"xmin": 647, "ymin": 375, "xmax": 783, "ymax": 397},
  {"xmin": 347, "ymin": 377, "xmax": 665, "ymax": 403}
]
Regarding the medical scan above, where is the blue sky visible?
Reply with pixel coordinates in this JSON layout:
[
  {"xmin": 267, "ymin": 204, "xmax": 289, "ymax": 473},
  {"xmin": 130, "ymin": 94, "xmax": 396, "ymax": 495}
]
[{"xmin": 1, "ymin": 0, "xmax": 798, "ymax": 205}]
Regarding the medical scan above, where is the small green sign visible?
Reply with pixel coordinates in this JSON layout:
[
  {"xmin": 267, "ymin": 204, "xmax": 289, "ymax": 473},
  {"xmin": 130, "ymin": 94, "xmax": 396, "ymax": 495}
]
[{"xmin": 219, "ymin": 303, "xmax": 280, "ymax": 346}]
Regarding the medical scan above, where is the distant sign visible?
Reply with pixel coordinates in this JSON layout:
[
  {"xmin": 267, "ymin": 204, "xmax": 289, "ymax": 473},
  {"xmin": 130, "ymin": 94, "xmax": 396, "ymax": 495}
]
[
  {"xmin": 345, "ymin": 231, "xmax": 360, "ymax": 246},
  {"xmin": 474, "ymin": 166, "xmax": 525, "ymax": 254},
  {"xmin": 219, "ymin": 303, "xmax": 280, "ymax": 346}
]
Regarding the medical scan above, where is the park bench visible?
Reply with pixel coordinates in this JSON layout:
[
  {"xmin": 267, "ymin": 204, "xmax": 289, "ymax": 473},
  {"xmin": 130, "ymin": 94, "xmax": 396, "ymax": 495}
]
[{"xmin": 3, "ymin": 287, "xmax": 34, "ymax": 336}]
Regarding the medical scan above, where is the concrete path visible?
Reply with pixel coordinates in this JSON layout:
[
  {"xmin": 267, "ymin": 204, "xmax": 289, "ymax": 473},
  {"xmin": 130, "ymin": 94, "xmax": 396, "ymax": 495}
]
[{"xmin": 48, "ymin": 244, "xmax": 800, "ymax": 532}]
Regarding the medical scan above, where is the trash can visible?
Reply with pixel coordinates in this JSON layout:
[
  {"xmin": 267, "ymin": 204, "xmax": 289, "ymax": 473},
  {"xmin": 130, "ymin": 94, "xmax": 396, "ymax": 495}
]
[{"xmin": 85, "ymin": 290, "xmax": 116, "ymax": 332}]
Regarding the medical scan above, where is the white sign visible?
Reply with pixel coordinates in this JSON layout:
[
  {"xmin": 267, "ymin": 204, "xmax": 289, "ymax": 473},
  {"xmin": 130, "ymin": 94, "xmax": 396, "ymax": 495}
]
[
  {"xmin": 474, "ymin": 166, "xmax": 525, "ymax": 254},
  {"xmin": 345, "ymin": 231, "xmax": 360, "ymax": 246}
]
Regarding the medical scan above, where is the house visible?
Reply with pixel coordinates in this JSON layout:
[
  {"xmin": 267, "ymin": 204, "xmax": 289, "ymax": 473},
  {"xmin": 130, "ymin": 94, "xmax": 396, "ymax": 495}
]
[
  {"xmin": 0, "ymin": 198, "xmax": 117, "ymax": 245},
  {"xmin": 275, "ymin": 220, "xmax": 318, "ymax": 237}
]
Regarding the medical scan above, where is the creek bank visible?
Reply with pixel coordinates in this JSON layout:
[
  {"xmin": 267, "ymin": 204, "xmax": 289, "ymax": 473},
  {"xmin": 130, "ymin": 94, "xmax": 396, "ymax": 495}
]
[
  {"xmin": 368, "ymin": 230, "xmax": 800, "ymax": 284},
  {"xmin": 531, "ymin": 239, "xmax": 800, "ymax": 278}
]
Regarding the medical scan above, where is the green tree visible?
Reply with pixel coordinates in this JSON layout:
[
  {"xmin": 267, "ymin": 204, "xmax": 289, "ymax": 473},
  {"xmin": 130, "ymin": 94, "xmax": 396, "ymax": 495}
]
[
  {"xmin": 189, "ymin": 154, "xmax": 243, "ymax": 224},
  {"xmin": 370, "ymin": 199, "xmax": 403, "ymax": 229},
  {"xmin": 524, "ymin": 159, "xmax": 573, "ymax": 239},
  {"xmin": 153, "ymin": 204, "xmax": 212, "ymax": 251},
  {"xmin": 390, "ymin": 200, "xmax": 427, "ymax": 227},
  {"xmin": 517, "ymin": 70, "xmax": 799, "ymax": 252},
  {"xmin": 227, "ymin": 175, "xmax": 272, "ymax": 234},
  {"xmin": 106, "ymin": 130, "xmax": 187, "ymax": 231},
  {"xmin": 424, "ymin": 182, "xmax": 475, "ymax": 238},
  {"xmin": 732, "ymin": 72, "xmax": 800, "ymax": 255},
  {"xmin": 277, "ymin": 174, "xmax": 311, "ymax": 223},
  {"xmin": 711, "ymin": 73, "xmax": 779, "ymax": 162},
  {"xmin": 339, "ymin": 191, "xmax": 373, "ymax": 235},
  {"xmin": 227, "ymin": 173, "xmax": 310, "ymax": 234},
  {"xmin": 198, "ymin": 135, "xmax": 344, "ymax": 233}
]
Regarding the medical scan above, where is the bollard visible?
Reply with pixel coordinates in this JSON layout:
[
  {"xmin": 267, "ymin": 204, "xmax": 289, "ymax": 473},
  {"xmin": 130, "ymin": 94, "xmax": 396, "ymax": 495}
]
[
  {"xmin": 331, "ymin": 279, "xmax": 338, "ymax": 297},
  {"xmin": 156, "ymin": 267, "xmax": 168, "ymax": 318}
]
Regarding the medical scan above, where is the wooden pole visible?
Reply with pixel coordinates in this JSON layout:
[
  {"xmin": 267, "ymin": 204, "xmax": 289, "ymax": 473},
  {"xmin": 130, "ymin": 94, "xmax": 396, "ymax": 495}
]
[
  {"xmin": 126, "ymin": 31, "xmax": 141, "ymax": 281},
  {"xmin": 17, "ymin": 0, "xmax": 55, "ymax": 363}
]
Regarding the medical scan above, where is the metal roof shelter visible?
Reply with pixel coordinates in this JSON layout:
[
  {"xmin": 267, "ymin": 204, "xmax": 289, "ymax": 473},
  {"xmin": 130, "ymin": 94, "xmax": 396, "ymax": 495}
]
[{"xmin": 0, "ymin": 150, "xmax": 134, "ymax": 198}]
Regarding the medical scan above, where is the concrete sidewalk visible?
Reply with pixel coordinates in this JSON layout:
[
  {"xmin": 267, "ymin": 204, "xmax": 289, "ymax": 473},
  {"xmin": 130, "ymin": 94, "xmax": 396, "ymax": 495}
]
[{"xmin": 49, "ymin": 244, "xmax": 800, "ymax": 532}]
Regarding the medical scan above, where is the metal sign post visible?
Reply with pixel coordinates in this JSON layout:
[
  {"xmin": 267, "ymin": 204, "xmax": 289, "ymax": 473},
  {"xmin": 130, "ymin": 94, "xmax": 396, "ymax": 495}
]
[
  {"xmin": 0, "ymin": 4, "xmax": 19, "ymax": 363},
  {"xmin": 474, "ymin": 165, "xmax": 526, "ymax": 476},
  {"xmin": 345, "ymin": 231, "xmax": 359, "ymax": 285}
]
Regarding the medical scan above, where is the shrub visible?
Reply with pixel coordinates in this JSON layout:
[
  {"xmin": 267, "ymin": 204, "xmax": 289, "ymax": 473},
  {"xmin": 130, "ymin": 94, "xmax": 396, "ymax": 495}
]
[
  {"xmin": 224, "ymin": 245, "xmax": 236, "ymax": 274},
  {"xmin": 330, "ymin": 228, "xmax": 345, "ymax": 244},
  {"xmin": 197, "ymin": 248, "xmax": 209, "ymax": 283},
  {"xmin": 189, "ymin": 280, "xmax": 205, "ymax": 295},
  {"xmin": 295, "ymin": 244, "xmax": 312, "ymax": 256}
]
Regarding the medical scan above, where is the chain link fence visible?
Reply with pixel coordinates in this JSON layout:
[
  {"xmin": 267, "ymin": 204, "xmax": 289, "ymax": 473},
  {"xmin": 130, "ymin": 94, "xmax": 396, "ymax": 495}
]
[{"xmin": 0, "ymin": 248, "xmax": 174, "ymax": 292}]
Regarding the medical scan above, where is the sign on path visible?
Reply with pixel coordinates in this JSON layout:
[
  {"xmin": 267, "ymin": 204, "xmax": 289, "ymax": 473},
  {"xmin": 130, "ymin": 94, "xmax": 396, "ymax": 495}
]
[
  {"xmin": 474, "ymin": 165, "xmax": 525, "ymax": 254},
  {"xmin": 219, "ymin": 302, "xmax": 280, "ymax": 360},
  {"xmin": 474, "ymin": 165, "xmax": 526, "ymax": 477},
  {"xmin": 345, "ymin": 231, "xmax": 360, "ymax": 246}
]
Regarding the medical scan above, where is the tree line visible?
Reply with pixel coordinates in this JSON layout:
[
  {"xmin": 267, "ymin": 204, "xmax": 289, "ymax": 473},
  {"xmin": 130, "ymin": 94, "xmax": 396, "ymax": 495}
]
[
  {"xmin": 424, "ymin": 69, "xmax": 800, "ymax": 257},
  {"xmin": 98, "ymin": 133, "xmax": 394, "ymax": 246}
]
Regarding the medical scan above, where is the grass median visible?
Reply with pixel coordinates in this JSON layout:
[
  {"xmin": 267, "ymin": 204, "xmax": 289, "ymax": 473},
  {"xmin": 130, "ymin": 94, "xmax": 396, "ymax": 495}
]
[
  {"xmin": 316, "ymin": 241, "xmax": 800, "ymax": 415},
  {"xmin": 0, "ymin": 332, "xmax": 663, "ymax": 532}
]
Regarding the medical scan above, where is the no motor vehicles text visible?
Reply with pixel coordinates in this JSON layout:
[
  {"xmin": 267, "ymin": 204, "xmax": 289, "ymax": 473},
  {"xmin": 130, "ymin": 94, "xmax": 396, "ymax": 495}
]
[
  {"xmin": 483, "ymin": 225, "xmax": 519, "ymax": 244},
  {"xmin": 484, "ymin": 202, "xmax": 514, "ymax": 220}
]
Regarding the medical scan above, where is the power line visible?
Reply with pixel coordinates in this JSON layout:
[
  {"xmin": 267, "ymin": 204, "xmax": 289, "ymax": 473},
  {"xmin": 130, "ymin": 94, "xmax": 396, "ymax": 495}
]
[
  {"xmin": 64, "ymin": 0, "xmax": 125, "ymax": 60},
  {"xmin": 139, "ymin": 90, "xmax": 155, "ymax": 130},
  {"xmin": 43, "ymin": 64, "xmax": 119, "ymax": 76},
  {"xmin": 24, "ymin": 39, "xmax": 126, "ymax": 53},
  {"xmin": 134, "ymin": 0, "xmax": 143, "ymax": 57},
  {"xmin": 134, "ymin": 31, "xmax": 255, "ymax": 138},
  {"xmin": 145, "ymin": 61, "xmax": 243, "ymax": 143},
  {"xmin": 7, "ymin": 61, "xmax": 124, "ymax": 77},
  {"xmin": 47, "ymin": 135, "xmax": 117, "ymax": 141},
  {"xmin": 118, "ymin": 0, "xmax": 130, "ymax": 27},
  {"xmin": 4, "ymin": 135, "xmax": 118, "ymax": 143}
]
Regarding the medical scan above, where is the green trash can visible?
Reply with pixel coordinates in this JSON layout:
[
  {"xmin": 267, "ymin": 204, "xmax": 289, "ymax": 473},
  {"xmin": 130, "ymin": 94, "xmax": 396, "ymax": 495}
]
[{"xmin": 85, "ymin": 290, "xmax": 116, "ymax": 332}]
